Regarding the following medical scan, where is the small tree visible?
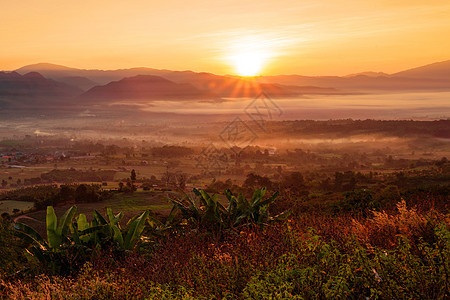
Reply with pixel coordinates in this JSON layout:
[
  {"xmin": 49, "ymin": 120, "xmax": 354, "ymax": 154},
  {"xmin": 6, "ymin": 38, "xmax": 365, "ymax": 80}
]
[
  {"xmin": 126, "ymin": 179, "xmax": 136, "ymax": 192},
  {"xmin": 75, "ymin": 184, "xmax": 88, "ymax": 203},
  {"xmin": 130, "ymin": 169, "xmax": 137, "ymax": 192}
]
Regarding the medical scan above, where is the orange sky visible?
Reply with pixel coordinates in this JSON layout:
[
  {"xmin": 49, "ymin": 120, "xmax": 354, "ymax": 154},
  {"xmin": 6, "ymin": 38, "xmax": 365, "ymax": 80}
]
[{"xmin": 1, "ymin": 0, "xmax": 449, "ymax": 75}]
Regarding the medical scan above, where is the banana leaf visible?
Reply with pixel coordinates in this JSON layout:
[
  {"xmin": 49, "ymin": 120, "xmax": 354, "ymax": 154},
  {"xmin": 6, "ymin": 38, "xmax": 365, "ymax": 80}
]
[
  {"xmin": 124, "ymin": 210, "xmax": 149, "ymax": 250},
  {"xmin": 46, "ymin": 206, "xmax": 60, "ymax": 249},
  {"xmin": 13, "ymin": 222, "xmax": 47, "ymax": 249}
]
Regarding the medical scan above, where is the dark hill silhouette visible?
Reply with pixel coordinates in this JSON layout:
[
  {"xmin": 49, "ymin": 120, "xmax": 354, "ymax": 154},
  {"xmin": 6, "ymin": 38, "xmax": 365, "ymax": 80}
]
[
  {"xmin": 79, "ymin": 75, "xmax": 218, "ymax": 102},
  {"xmin": 0, "ymin": 71, "xmax": 82, "ymax": 98},
  {"xmin": 22, "ymin": 71, "xmax": 46, "ymax": 79},
  {"xmin": 0, "ymin": 71, "xmax": 83, "ymax": 111}
]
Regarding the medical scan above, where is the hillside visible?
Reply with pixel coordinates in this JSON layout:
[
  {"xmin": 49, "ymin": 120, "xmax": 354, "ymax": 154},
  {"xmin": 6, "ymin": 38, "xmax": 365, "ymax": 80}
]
[
  {"xmin": 0, "ymin": 71, "xmax": 82, "ymax": 100},
  {"xmin": 79, "ymin": 75, "xmax": 217, "ymax": 101},
  {"xmin": 392, "ymin": 60, "xmax": 450, "ymax": 80},
  {"xmin": 259, "ymin": 60, "xmax": 450, "ymax": 91}
]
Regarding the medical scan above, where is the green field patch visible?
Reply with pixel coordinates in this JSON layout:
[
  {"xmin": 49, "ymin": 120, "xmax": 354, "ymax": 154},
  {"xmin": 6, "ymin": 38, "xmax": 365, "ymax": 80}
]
[
  {"xmin": 114, "ymin": 171, "xmax": 131, "ymax": 181},
  {"xmin": 108, "ymin": 191, "xmax": 172, "ymax": 212},
  {"xmin": 0, "ymin": 200, "xmax": 34, "ymax": 215}
]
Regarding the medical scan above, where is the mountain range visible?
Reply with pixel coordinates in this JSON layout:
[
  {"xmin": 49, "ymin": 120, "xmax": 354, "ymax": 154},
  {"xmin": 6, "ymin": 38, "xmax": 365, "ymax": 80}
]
[
  {"xmin": 0, "ymin": 71, "xmax": 82, "ymax": 97},
  {"xmin": 0, "ymin": 71, "xmax": 82, "ymax": 110},
  {"xmin": 15, "ymin": 63, "xmax": 340, "ymax": 97},
  {"xmin": 15, "ymin": 60, "xmax": 450, "ymax": 93},
  {"xmin": 260, "ymin": 60, "xmax": 450, "ymax": 91},
  {"xmin": 0, "ymin": 60, "xmax": 448, "ymax": 112}
]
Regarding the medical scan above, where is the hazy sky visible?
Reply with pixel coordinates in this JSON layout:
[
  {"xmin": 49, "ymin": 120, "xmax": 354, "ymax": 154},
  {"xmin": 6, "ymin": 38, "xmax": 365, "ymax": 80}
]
[{"xmin": 1, "ymin": 0, "xmax": 449, "ymax": 75}]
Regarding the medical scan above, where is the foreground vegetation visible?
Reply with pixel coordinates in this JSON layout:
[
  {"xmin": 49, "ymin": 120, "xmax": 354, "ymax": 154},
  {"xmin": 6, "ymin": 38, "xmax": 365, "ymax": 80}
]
[{"xmin": 1, "ymin": 186, "xmax": 449, "ymax": 299}]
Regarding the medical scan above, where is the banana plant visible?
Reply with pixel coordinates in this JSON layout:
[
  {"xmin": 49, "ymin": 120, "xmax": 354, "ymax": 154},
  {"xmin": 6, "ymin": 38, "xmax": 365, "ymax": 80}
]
[
  {"xmin": 71, "ymin": 213, "xmax": 91, "ymax": 244},
  {"xmin": 122, "ymin": 210, "xmax": 150, "ymax": 250},
  {"xmin": 14, "ymin": 206, "xmax": 77, "ymax": 253},
  {"xmin": 169, "ymin": 188, "xmax": 226, "ymax": 229},
  {"xmin": 169, "ymin": 187, "xmax": 288, "ymax": 231},
  {"xmin": 15, "ymin": 206, "xmax": 151, "ymax": 266},
  {"xmin": 13, "ymin": 222, "xmax": 50, "ymax": 264},
  {"xmin": 71, "ymin": 208, "xmax": 149, "ymax": 250},
  {"xmin": 224, "ymin": 187, "xmax": 288, "ymax": 226},
  {"xmin": 46, "ymin": 206, "xmax": 77, "ymax": 249},
  {"xmin": 70, "ymin": 211, "xmax": 108, "ymax": 247},
  {"xmin": 193, "ymin": 188, "xmax": 226, "ymax": 227},
  {"xmin": 13, "ymin": 206, "xmax": 80, "ymax": 273},
  {"xmin": 13, "ymin": 205, "xmax": 151, "ymax": 276},
  {"xmin": 169, "ymin": 193, "xmax": 201, "ymax": 223},
  {"xmin": 106, "ymin": 208, "xmax": 125, "ymax": 246},
  {"xmin": 86, "ymin": 208, "xmax": 124, "ymax": 246},
  {"xmin": 146, "ymin": 205, "xmax": 178, "ymax": 237}
]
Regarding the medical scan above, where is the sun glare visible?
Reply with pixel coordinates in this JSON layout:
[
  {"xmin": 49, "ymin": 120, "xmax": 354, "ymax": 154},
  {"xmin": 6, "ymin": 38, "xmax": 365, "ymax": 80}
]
[
  {"xmin": 225, "ymin": 36, "xmax": 275, "ymax": 77},
  {"xmin": 232, "ymin": 52, "xmax": 265, "ymax": 77}
]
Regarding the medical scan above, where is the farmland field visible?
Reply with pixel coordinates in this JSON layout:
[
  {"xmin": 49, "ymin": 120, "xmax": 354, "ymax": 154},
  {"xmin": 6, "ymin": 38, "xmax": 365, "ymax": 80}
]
[{"xmin": 0, "ymin": 200, "xmax": 34, "ymax": 215}]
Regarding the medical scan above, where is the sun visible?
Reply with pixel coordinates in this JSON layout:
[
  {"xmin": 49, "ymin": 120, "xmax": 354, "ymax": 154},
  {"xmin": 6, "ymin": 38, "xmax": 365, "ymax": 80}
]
[
  {"xmin": 226, "ymin": 37, "xmax": 272, "ymax": 76},
  {"xmin": 224, "ymin": 35, "xmax": 277, "ymax": 76},
  {"xmin": 232, "ymin": 51, "xmax": 265, "ymax": 77}
]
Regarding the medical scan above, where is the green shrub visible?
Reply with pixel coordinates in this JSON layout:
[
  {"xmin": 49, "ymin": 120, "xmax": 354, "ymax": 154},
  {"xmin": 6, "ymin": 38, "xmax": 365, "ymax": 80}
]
[{"xmin": 339, "ymin": 189, "xmax": 377, "ymax": 215}]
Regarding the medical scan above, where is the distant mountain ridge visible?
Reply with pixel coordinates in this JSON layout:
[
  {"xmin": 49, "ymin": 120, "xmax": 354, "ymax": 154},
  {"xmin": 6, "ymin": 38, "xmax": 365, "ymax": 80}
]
[
  {"xmin": 392, "ymin": 60, "xmax": 450, "ymax": 80},
  {"xmin": 0, "ymin": 71, "xmax": 82, "ymax": 98},
  {"xmin": 16, "ymin": 63, "xmax": 166, "ymax": 86},
  {"xmin": 15, "ymin": 60, "xmax": 450, "ymax": 94},
  {"xmin": 259, "ymin": 74, "xmax": 450, "ymax": 91},
  {"xmin": 0, "ymin": 71, "xmax": 83, "ymax": 110},
  {"xmin": 16, "ymin": 63, "xmax": 337, "ymax": 98},
  {"xmin": 261, "ymin": 60, "xmax": 450, "ymax": 91}
]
